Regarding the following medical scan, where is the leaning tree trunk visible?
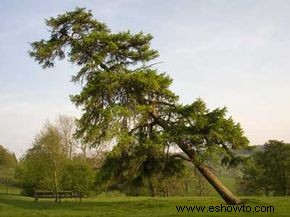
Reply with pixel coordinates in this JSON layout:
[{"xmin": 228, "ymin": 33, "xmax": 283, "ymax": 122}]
[
  {"xmin": 180, "ymin": 142, "xmax": 242, "ymax": 205},
  {"xmin": 150, "ymin": 114, "xmax": 242, "ymax": 205},
  {"xmin": 196, "ymin": 164, "xmax": 241, "ymax": 204}
]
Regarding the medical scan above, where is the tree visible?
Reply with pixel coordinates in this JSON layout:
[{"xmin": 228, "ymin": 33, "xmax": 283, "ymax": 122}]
[
  {"xmin": 29, "ymin": 8, "xmax": 248, "ymax": 204},
  {"xmin": 60, "ymin": 159, "xmax": 94, "ymax": 202},
  {"xmin": 56, "ymin": 115, "xmax": 89, "ymax": 161},
  {"xmin": 16, "ymin": 122, "xmax": 66, "ymax": 201},
  {"xmin": 240, "ymin": 140, "xmax": 290, "ymax": 196},
  {"xmin": 0, "ymin": 145, "xmax": 17, "ymax": 194},
  {"xmin": 15, "ymin": 145, "xmax": 52, "ymax": 196},
  {"xmin": 56, "ymin": 115, "xmax": 77, "ymax": 160},
  {"xmin": 0, "ymin": 145, "xmax": 17, "ymax": 168}
]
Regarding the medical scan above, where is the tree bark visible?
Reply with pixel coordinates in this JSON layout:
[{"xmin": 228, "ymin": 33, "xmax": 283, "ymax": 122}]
[{"xmin": 196, "ymin": 164, "xmax": 241, "ymax": 204}]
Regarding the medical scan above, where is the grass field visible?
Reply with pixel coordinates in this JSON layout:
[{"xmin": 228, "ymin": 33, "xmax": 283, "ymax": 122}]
[{"xmin": 0, "ymin": 195, "xmax": 289, "ymax": 217}]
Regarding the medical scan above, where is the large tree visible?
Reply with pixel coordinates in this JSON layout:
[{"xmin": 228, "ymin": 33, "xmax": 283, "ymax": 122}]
[{"xmin": 29, "ymin": 8, "xmax": 248, "ymax": 204}]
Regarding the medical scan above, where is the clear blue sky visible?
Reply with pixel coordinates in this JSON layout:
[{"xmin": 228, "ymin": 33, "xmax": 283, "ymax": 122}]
[{"xmin": 1, "ymin": 0, "xmax": 290, "ymax": 157}]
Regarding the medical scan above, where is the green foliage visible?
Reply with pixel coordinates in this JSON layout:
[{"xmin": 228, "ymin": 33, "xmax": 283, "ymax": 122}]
[
  {"xmin": 0, "ymin": 145, "xmax": 18, "ymax": 194},
  {"xmin": 29, "ymin": 7, "xmax": 171, "ymax": 148},
  {"xmin": 15, "ymin": 122, "xmax": 67, "ymax": 196},
  {"xmin": 0, "ymin": 145, "xmax": 17, "ymax": 168},
  {"xmin": 172, "ymin": 99, "xmax": 248, "ymax": 165},
  {"xmin": 60, "ymin": 160, "xmax": 94, "ymax": 199},
  {"xmin": 96, "ymin": 141, "xmax": 186, "ymax": 196},
  {"xmin": 29, "ymin": 7, "xmax": 176, "ymax": 147},
  {"xmin": 15, "ymin": 149, "xmax": 51, "ymax": 196},
  {"xmin": 239, "ymin": 140, "xmax": 290, "ymax": 196}
]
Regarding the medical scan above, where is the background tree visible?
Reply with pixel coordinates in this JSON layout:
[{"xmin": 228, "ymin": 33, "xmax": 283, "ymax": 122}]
[
  {"xmin": 57, "ymin": 115, "xmax": 77, "ymax": 160},
  {"xmin": 56, "ymin": 115, "xmax": 89, "ymax": 161},
  {"xmin": 0, "ymin": 145, "xmax": 17, "ymax": 168},
  {"xmin": 239, "ymin": 140, "xmax": 290, "ymax": 196},
  {"xmin": 16, "ymin": 117, "xmax": 97, "ymax": 200},
  {"xmin": 29, "ymin": 8, "xmax": 249, "ymax": 204},
  {"xmin": 0, "ymin": 145, "xmax": 17, "ymax": 194},
  {"xmin": 15, "ymin": 144, "xmax": 52, "ymax": 196},
  {"xmin": 16, "ymin": 122, "xmax": 66, "ymax": 201},
  {"xmin": 60, "ymin": 159, "xmax": 94, "ymax": 202}
]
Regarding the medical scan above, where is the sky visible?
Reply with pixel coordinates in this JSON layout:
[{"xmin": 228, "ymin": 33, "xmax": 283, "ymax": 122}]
[{"xmin": 1, "ymin": 0, "xmax": 290, "ymax": 157}]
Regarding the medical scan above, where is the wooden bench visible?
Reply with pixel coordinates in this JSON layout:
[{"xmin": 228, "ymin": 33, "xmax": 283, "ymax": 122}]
[{"xmin": 34, "ymin": 190, "xmax": 74, "ymax": 202}]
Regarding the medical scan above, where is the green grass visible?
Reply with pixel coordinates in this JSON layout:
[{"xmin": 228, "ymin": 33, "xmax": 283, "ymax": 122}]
[{"xmin": 0, "ymin": 195, "xmax": 289, "ymax": 217}]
